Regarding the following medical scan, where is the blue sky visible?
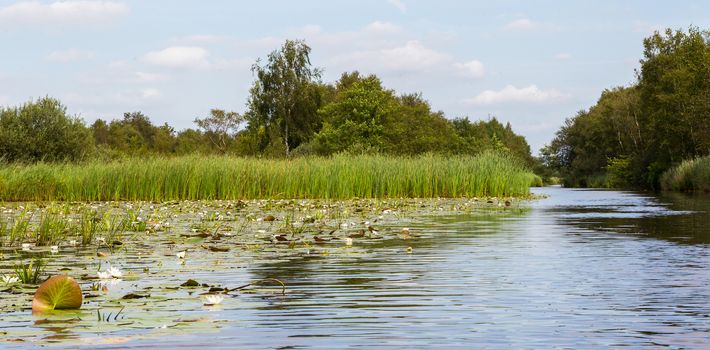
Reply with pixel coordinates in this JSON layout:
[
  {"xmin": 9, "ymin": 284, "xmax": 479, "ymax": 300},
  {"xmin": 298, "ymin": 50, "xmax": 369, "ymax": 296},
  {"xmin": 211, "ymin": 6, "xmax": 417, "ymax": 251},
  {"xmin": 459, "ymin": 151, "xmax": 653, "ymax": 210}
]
[{"xmin": 1, "ymin": 0, "xmax": 708, "ymax": 153}]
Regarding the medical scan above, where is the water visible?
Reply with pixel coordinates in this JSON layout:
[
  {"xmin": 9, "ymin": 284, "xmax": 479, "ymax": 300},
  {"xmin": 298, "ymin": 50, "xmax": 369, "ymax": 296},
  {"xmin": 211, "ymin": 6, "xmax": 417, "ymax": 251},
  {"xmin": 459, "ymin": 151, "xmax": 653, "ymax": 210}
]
[{"xmin": 1, "ymin": 188, "xmax": 709, "ymax": 349}]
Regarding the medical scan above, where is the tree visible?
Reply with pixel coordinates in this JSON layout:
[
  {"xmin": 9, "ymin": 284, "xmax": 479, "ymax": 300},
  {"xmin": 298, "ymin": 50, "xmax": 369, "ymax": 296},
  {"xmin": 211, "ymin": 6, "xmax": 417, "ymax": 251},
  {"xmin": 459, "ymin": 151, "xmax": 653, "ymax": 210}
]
[
  {"xmin": 637, "ymin": 26, "xmax": 710, "ymax": 185},
  {"xmin": 0, "ymin": 97, "xmax": 92, "ymax": 162},
  {"xmin": 194, "ymin": 109, "xmax": 243, "ymax": 154},
  {"xmin": 245, "ymin": 39, "xmax": 323, "ymax": 156},
  {"xmin": 312, "ymin": 73, "xmax": 395, "ymax": 154}
]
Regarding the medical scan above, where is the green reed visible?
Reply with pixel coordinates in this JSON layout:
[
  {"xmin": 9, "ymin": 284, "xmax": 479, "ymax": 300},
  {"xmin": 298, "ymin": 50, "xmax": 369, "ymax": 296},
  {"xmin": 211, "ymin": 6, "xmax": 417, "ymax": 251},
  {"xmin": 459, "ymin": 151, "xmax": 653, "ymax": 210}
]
[
  {"xmin": 13, "ymin": 256, "xmax": 46, "ymax": 284},
  {"xmin": 661, "ymin": 155, "xmax": 710, "ymax": 192},
  {"xmin": 0, "ymin": 152, "xmax": 534, "ymax": 201}
]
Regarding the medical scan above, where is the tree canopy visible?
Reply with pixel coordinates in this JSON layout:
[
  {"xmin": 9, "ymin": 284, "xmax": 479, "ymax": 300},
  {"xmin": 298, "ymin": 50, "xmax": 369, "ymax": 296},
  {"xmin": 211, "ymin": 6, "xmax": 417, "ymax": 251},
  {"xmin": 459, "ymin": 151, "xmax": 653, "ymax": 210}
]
[{"xmin": 543, "ymin": 27, "xmax": 710, "ymax": 188}]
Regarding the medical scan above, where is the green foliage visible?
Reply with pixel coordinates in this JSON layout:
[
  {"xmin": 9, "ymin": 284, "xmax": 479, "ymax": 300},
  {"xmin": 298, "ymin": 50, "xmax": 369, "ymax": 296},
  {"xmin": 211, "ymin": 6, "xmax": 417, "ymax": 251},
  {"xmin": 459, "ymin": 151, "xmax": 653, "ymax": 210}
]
[
  {"xmin": 194, "ymin": 109, "xmax": 244, "ymax": 154},
  {"xmin": 0, "ymin": 97, "xmax": 92, "ymax": 162},
  {"xmin": 607, "ymin": 156, "xmax": 633, "ymax": 188},
  {"xmin": 543, "ymin": 27, "xmax": 709, "ymax": 189},
  {"xmin": 36, "ymin": 212, "xmax": 69, "ymax": 246},
  {"xmin": 14, "ymin": 256, "xmax": 46, "ymax": 284},
  {"xmin": 245, "ymin": 39, "xmax": 323, "ymax": 156},
  {"xmin": 32, "ymin": 275, "xmax": 83, "ymax": 313},
  {"xmin": 0, "ymin": 153, "xmax": 533, "ymax": 201},
  {"xmin": 661, "ymin": 155, "xmax": 710, "ymax": 192},
  {"xmin": 0, "ymin": 40, "xmax": 537, "ymax": 174},
  {"xmin": 310, "ymin": 73, "xmax": 394, "ymax": 154},
  {"xmin": 451, "ymin": 117, "xmax": 534, "ymax": 165}
]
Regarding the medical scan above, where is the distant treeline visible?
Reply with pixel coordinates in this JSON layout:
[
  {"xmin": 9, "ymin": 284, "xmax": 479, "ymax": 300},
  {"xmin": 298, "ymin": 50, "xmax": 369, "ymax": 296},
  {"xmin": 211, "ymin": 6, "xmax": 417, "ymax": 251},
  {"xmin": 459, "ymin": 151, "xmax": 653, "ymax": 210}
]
[
  {"xmin": 0, "ymin": 40, "xmax": 534, "ymax": 168},
  {"xmin": 542, "ymin": 27, "xmax": 709, "ymax": 189}
]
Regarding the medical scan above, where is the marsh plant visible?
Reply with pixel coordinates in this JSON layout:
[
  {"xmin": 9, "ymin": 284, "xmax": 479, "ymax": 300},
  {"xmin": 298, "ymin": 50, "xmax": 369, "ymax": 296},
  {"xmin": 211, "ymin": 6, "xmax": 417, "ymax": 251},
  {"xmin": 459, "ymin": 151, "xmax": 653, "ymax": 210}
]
[
  {"xmin": 78, "ymin": 209, "xmax": 101, "ymax": 245},
  {"xmin": 1, "ymin": 208, "xmax": 32, "ymax": 246},
  {"xmin": 0, "ymin": 152, "xmax": 533, "ymax": 201},
  {"xmin": 36, "ymin": 212, "xmax": 69, "ymax": 246},
  {"xmin": 14, "ymin": 256, "xmax": 46, "ymax": 284}
]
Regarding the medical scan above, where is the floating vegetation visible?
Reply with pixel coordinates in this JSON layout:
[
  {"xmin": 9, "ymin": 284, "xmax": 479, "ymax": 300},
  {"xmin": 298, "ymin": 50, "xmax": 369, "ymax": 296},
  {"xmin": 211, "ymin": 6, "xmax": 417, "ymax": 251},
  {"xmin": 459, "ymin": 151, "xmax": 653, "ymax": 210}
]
[
  {"xmin": 31, "ymin": 275, "xmax": 83, "ymax": 313},
  {"xmin": 0, "ymin": 197, "xmax": 528, "ymax": 346},
  {"xmin": 0, "ymin": 152, "xmax": 533, "ymax": 201}
]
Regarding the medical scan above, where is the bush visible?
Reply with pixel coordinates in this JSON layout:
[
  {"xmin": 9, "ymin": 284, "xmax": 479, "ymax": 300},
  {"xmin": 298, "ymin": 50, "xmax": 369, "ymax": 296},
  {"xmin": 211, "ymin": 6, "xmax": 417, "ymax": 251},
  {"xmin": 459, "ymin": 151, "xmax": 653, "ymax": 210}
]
[
  {"xmin": 661, "ymin": 156, "xmax": 710, "ymax": 192},
  {"xmin": 0, "ymin": 97, "xmax": 92, "ymax": 162}
]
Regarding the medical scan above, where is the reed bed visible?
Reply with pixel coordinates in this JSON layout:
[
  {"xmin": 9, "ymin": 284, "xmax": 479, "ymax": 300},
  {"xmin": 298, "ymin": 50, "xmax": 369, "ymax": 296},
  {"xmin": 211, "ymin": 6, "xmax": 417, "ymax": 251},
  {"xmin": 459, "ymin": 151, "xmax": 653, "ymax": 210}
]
[
  {"xmin": 0, "ymin": 152, "xmax": 533, "ymax": 201},
  {"xmin": 660, "ymin": 155, "xmax": 710, "ymax": 192}
]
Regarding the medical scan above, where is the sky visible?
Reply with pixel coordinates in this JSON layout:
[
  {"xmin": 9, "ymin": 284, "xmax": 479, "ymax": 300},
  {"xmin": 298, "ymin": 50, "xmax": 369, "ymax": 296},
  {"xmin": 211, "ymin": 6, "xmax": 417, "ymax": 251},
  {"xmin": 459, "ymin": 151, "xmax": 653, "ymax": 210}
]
[{"xmin": 0, "ymin": 0, "xmax": 708, "ymax": 154}]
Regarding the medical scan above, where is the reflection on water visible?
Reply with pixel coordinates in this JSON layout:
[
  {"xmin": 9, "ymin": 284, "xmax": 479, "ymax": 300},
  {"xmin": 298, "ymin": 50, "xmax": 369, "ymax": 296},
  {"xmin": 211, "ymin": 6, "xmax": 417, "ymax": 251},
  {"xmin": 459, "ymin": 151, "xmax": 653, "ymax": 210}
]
[
  {"xmin": 539, "ymin": 187, "xmax": 710, "ymax": 244},
  {"xmin": 2, "ymin": 188, "xmax": 710, "ymax": 349}
]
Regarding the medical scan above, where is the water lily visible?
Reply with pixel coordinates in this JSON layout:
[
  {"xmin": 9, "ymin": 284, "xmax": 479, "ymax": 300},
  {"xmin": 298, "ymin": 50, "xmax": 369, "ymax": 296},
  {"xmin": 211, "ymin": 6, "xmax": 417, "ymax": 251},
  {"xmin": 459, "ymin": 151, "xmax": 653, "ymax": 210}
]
[
  {"xmin": 98, "ymin": 266, "xmax": 123, "ymax": 279},
  {"xmin": 1, "ymin": 274, "xmax": 19, "ymax": 284},
  {"xmin": 176, "ymin": 251, "xmax": 186, "ymax": 259},
  {"xmin": 21, "ymin": 243, "xmax": 31, "ymax": 251},
  {"xmin": 345, "ymin": 237, "xmax": 353, "ymax": 246},
  {"xmin": 204, "ymin": 294, "xmax": 224, "ymax": 306},
  {"xmin": 107, "ymin": 266, "xmax": 123, "ymax": 278},
  {"xmin": 50, "ymin": 245, "xmax": 59, "ymax": 253},
  {"xmin": 68, "ymin": 240, "xmax": 77, "ymax": 246}
]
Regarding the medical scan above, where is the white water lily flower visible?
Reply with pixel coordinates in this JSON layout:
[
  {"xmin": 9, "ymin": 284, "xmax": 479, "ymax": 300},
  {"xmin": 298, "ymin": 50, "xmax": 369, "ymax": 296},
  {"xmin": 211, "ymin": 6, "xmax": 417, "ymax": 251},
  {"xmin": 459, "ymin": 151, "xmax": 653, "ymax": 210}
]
[
  {"xmin": 96, "ymin": 237, "xmax": 106, "ymax": 244},
  {"xmin": 2, "ymin": 274, "xmax": 19, "ymax": 284},
  {"xmin": 345, "ymin": 237, "xmax": 353, "ymax": 246},
  {"xmin": 69, "ymin": 239, "xmax": 77, "ymax": 246},
  {"xmin": 204, "ymin": 294, "xmax": 224, "ymax": 306},
  {"xmin": 97, "ymin": 271, "xmax": 112, "ymax": 279},
  {"xmin": 107, "ymin": 266, "xmax": 123, "ymax": 278},
  {"xmin": 176, "ymin": 251, "xmax": 186, "ymax": 259},
  {"xmin": 50, "ymin": 245, "xmax": 59, "ymax": 253},
  {"xmin": 21, "ymin": 243, "xmax": 31, "ymax": 251}
]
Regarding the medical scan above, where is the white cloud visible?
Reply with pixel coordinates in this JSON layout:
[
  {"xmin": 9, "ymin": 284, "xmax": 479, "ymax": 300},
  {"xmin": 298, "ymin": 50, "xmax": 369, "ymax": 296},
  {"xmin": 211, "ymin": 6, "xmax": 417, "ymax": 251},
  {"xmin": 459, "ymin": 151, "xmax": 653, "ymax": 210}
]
[
  {"xmin": 79, "ymin": 61, "xmax": 168, "ymax": 85},
  {"xmin": 132, "ymin": 72, "xmax": 166, "ymax": 83},
  {"xmin": 365, "ymin": 21, "xmax": 401, "ymax": 34},
  {"xmin": 337, "ymin": 40, "xmax": 449, "ymax": 72},
  {"xmin": 0, "ymin": 1, "xmax": 129, "ymax": 27},
  {"xmin": 0, "ymin": 95, "xmax": 10, "ymax": 106},
  {"xmin": 387, "ymin": 0, "xmax": 406, "ymax": 13},
  {"xmin": 173, "ymin": 34, "xmax": 228, "ymax": 44},
  {"xmin": 47, "ymin": 48, "xmax": 95, "ymax": 62},
  {"xmin": 554, "ymin": 53, "xmax": 572, "ymax": 60},
  {"xmin": 465, "ymin": 85, "xmax": 566, "ymax": 105},
  {"xmin": 140, "ymin": 88, "xmax": 161, "ymax": 99},
  {"xmin": 64, "ymin": 88, "xmax": 161, "ymax": 108},
  {"xmin": 505, "ymin": 18, "xmax": 537, "ymax": 31},
  {"xmin": 454, "ymin": 60, "xmax": 485, "ymax": 79},
  {"xmin": 142, "ymin": 46, "xmax": 210, "ymax": 69}
]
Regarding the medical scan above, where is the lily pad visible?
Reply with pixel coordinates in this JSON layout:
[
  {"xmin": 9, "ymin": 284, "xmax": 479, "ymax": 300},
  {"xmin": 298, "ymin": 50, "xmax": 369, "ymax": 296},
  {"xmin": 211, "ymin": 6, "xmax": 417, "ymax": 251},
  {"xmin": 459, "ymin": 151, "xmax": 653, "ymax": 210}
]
[
  {"xmin": 31, "ymin": 275, "xmax": 83, "ymax": 314},
  {"xmin": 181, "ymin": 279, "xmax": 200, "ymax": 287},
  {"xmin": 122, "ymin": 293, "xmax": 150, "ymax": 299}
]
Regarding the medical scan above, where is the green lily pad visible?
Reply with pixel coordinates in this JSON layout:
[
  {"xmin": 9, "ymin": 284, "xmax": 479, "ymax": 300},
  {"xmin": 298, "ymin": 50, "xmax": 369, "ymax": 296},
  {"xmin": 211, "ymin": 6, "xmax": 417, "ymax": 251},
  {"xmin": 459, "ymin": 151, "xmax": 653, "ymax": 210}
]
[{"xmin": 31, "ymin": 275, "xmax": 83, "ymax": 314}]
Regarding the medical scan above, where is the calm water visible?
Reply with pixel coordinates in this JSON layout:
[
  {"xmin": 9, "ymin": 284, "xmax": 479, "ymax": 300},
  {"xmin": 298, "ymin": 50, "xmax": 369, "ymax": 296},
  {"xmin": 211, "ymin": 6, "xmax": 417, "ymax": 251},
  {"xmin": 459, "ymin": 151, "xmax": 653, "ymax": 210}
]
[{"xmin": 3, "ymin": 188, "xmax": 710, "ymax": 349}]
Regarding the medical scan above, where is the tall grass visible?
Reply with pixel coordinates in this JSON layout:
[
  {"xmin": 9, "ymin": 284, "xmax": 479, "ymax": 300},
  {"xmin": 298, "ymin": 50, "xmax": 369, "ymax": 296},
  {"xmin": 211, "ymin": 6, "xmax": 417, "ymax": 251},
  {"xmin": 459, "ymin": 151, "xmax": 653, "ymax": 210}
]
[
  {"xmin": 661, "ymin": 156, "xmax": 710, "ymax": 192},
  {"xmin": 0, "ymin": 152, "xmax": 533, "ymax": 201}
]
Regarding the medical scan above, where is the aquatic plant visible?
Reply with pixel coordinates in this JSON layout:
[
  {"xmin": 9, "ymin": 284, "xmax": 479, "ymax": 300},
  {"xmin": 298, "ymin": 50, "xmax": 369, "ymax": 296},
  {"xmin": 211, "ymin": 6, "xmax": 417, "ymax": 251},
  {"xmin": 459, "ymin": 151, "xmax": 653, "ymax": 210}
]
[
  {"xmin": 98, "ymin": 266, "xmax": 123, "ymax": 279},
  {"xmin": 1, "ymin": 274, "xmax": 19, "ymax": 284},
  {"xmin": 14, "ymin": 256, "xmax": 46, "ymax": 284},
  {"xmin": 32, "ymin": 274, "xmax": 83, "ymax": 313},
  {"xmin": 36, "ymin": 212, "xmax": 69, "ymax": 246},
  {"xmin": 0, "ymin": 152, "xmax": 533, "ymax": 201},
  {"xmin": 661, "ymin": 155, "xmax": 710, "ymax": 192},
  {"xmin": 3, "ymin": 208, "xmax": 32, "ymax": 246},
  {"xmin": 204, "ymin": 294, "xmax": 224, "ymax": 306}
]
